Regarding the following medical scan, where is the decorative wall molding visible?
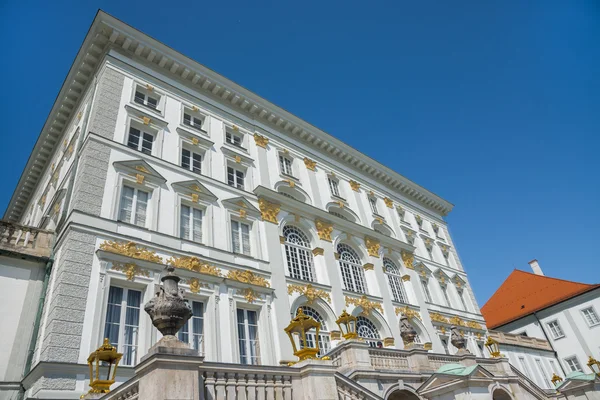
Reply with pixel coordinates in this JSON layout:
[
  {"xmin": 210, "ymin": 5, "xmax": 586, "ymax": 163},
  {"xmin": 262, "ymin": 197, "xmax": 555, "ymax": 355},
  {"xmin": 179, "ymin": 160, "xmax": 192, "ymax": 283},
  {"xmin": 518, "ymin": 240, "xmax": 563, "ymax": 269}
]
[
  {"xmin": 345, "ymin": 295, "xmax": 384, "ymax": 316},
  {"xmin": 287, "ymin": 284, "xmax": 331, "ymax": 304}
]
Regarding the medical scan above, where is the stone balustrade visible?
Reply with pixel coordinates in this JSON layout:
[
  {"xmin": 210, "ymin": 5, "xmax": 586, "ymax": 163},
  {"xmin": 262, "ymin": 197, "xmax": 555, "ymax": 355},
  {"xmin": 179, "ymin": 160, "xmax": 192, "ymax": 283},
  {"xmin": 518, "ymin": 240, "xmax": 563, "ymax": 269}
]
[
  {"xmin": 368, "ymin": 348, "xmax": 410, "ymax": 370},
  {"xmin": 489, "ymin": 330, "xmax": 553, "ymax": 351},
  {"xmin": 0, "ymin": 220, "xmax": 52, "ymax": 259},
  {"xmin": 200, "ymin": 366, "xmax": 294, "ymax": 400}
]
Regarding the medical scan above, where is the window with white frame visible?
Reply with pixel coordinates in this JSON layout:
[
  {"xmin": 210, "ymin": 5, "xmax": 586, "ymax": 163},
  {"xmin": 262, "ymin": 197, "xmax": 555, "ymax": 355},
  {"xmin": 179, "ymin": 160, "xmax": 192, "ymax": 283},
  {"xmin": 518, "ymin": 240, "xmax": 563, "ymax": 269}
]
[
  {"xmin": 440, "ymin": 337, "xmax": 450, "ymax": 354},
  {"xmin": 237, "ymin": 308, "xmax": 260, "ymax": 365},
  {"xmin": 103, "ymin": 286, "xmax": 142, "ymax": 366},
  {"xmin": 535, "ymin": 359, "xmax": 551, "ymax": 388},
  {"xmin": 549, "ymin": 360, "xmax": 559, "ymax": 376},
  {"xmin": 356, "ymin": 316, "xmax": 380, "ymax": 348},
  {"xmin": 183, "ymin": 109, "xmax": 204, "ymax": 131},
  {"xmin": 279, "ymin": 153, "xmax": 293, "ymax": 176},
  {"xmin": 177, "ymin": 301, "xmax": 204, "ymax": 352},
  {"xmin": 297, "ymin": 306, "xmax": 331, "ymax": 356},
  {"xmin": 227, "ymin": 166, "xmax": 245, "ymax": 190},
  {"xmin": 181, "ymin": 148, "xmax": 202, "ymax": 174},
  {"xmin": 421, "ymin": 278, "xmax": 432, "ymax": 302},
  {"xmin": 582, "ymin": 307, "xmax": 600, "ymax": 327},
  {"xmin": 519, "ymin": 357, "xmax": 533, "ymax": 378},
  {"xmin": 283, "ymin": 226, "xmax": 315, "ymax": 282},
  {"xmin": 548, "ymin": 320, "xmax": 565, "ymax": 339},
  {"xmin": 127, "ymin": 126, "xmax": 154, "ymax": 155},
  {"xmin": 180, "ymin": 204, "xmax": 203, "ymax": 242},
  {"xmin": 369, "ymin": 196, "xmax": 379, "ymax": 215},
  {"xmin": 457, "ymin": 289, "xmax": 469, "ymax": 311},
  {"xmin": 133, "ymin": 85, "xmax": 159, "ymax": 110},
  {"xmin": 328, "ymin": 176, "xmax": 340, "ymax": 197},
  {"xmin": 337, "ymin": 243, "xmax": 367, "ymax": 294},
  {"xmin": 383, "ymin": 258, "xmax": 408, "ymax": 303},
  {"xmin": 119, "ymin": 186, "xmax": 149, "ymax": 228},
  {"xmin": 231, "ymin": 219, "xmax": 251, "ymax": 256},
  {"xmin": 565, "ymin": 356, "xmax": 582, "ymax": 372},
  {"xmin": 441, "ymin": 285, "xmax": 452, "ymax": 307},
  {"xmin": 226, "ymin": 130, "xmax": 243, "ymax": 147}
]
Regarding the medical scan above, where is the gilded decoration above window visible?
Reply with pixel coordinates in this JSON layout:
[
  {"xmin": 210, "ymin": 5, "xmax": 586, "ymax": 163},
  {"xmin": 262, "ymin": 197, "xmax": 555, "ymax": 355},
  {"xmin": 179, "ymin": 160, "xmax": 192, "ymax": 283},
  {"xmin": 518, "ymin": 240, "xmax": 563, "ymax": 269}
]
[
  {"xmin": 111, "ymin": 262, "xmax": 149, "ymax": 281},
  {"xmin": 349, "ymin": 180, "xmax": 361, "ymax": 192},
  {"xmin": 384, "ymin": 197, "xmax": 393, "ymax": 208},
  {"xmin": 315, "ymin": 220, "xmax": 333, "ymax": 242},
  {"xmin": 167, "ymin": 256, "xmax": 222, "ymax": 276},
  {"xmin": 345, "ymin": 295, "xmax": 383, "ymax": 316},
  {"xmin": 303, "ymin": 157, "xmax": 317, "ymax": 171},
  {"xmin": 253, "ymin": 133, "xmax": 269, "ymax": 148},
  {"xmin": 100, "ymin": 241, "xmax": 163, "ymax": 264},
  {"xmin": 365, "ymin": 237, "xmax": 380, "ymax": 258},
  {"xmin": 401, "ymin": 250, "xmax": 415, "ymax": 270},
  {"xmin": 287, "ymin": 284, "xmax": 331, "ymax": 304},
  {"xmin": 394, "ymin": 306, "xmax": 421, "ymax": 320},
  {"xmin": 238, "ymin": 288, "xmax": 262, "ymax": 303},
  {"xmin": 227, "ymin": 269, "xmax": 270, "ymax": 288},
  {"xmin": 258, "ymin": 198, "xmax": 281, "ymax": 224}
]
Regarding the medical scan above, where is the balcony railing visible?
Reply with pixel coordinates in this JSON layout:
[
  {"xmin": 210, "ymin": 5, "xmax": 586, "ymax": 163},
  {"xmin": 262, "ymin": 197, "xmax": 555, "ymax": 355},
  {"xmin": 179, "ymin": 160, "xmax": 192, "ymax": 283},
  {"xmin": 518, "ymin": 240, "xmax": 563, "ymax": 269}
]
[
  {"xmin": 0, "ymin": 220, "xmax": 52, "ymax": 259},
  {"xmin": 488, "ymin": 330, "xmax": 553, "ymax": 351}
]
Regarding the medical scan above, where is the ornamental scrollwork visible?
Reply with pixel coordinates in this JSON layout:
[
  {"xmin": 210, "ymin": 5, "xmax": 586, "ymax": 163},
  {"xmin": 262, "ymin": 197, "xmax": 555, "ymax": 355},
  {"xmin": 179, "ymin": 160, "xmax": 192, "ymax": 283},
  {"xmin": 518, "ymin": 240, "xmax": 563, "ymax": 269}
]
[
  {"xmin": 303, "ymin": 157, "xmax": 317, "ymax": 171},
  {"xmin": 394, "ymin": 306, "xmax": 422, "ymax": 320},
  {"xmin": 184, "ymin": 278, "xmax": 210, "ymax": 293},
  {"xmin": 258, "ymin": 198, "xmax": 280, "ymax": 224},
  {"xmin": 238, "ymin": 288, "xmax": 261, "ymax": 303},
  {"xmin": 384, "ymin": 197, "xmax": 393, "ymax": 208},
  {"xmin": 401, "ymin": 250, "xmax": 415, "ymax": 270},
  {"xmin": 365, "ymin": 237, "xmax": 380, "ymax": 258},
  {"xmin": 254, "ymin": 133, "xmax": 269, "ymax": 148},
  {"xmin": 167, "ymin": 256, "xmax": 222, "ymax": 276},
  {"xmin": 315, "ymin": 220, "xmax": 333, "ymax": 242},
  {"xmin": 345, "ymin": 295, "xmax": 383, "ymax": 316},
  {"xmin": 429, "ymin": 312, "xmax": 450, "ymax": 324},
  {"xmin": 467, "ymin": 321, "xmax": 484, "ymax": 330},
  {"xmin": 100, "ymin": 241, "xmax": 163, "ymax": 264},
  {"xmin": 349, "ymin": 180, "xmax": 361, "ymax": 192},
  {"xmin": 287, "ymin": 284, "xmax": 331, "ymax": 304},
  {"xmin": 227, "ymin": 269, "xmax": 270, "ymax": 288},
  {"xmin": 111, "ymin": 262, "xmax": 149, "ymax": 281},
  {"xmin": 449, "ymin": 316, "xmax": 466, "ymax": 326}
]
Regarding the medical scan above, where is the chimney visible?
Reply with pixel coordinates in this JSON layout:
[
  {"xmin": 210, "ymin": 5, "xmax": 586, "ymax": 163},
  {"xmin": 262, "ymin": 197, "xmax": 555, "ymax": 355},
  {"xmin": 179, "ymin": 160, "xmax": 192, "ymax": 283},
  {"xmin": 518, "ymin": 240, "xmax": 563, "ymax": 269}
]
[{"xmin": 529, "ymin": 259, "xmax": 544, "ymax": 276}]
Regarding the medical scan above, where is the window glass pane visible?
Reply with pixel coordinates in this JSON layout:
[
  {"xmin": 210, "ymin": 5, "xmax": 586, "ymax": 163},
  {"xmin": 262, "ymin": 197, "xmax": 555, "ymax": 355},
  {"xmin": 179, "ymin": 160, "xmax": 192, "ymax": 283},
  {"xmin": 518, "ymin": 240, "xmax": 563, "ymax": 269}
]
[
  {"xmin": 141, "ymin": 133, "xmax": 153, "ymax": 155},
  {"xmin": 180, "ymin": 205, "xmax": 190, "ymax": 239},
  {"xmin": 236, "ymin": 170, "xmax": 245, "ymax": 189},
  {"xmin": 119, "ymin": 186, "xmax": 134, "ymax": 223},
  {"xmin": 231, "ymin": 220, "xmax": 240, "ymax": 253},
  {"xmin": 227, "ymin": 167, "xmax": 235, "ymax": 186},
  {"xmin": 103, "ymin": 286, "xmax": 123, "ymax": 347},
  {"xmin": 192, "ymin": 153, "xmax": 202, "ymax": 174},
  {"xmin": 183, "ymin": 113, "xmax": 192, "ymax": 125},
  {"xmin": 127, "ymin": 128, "xmax": 141, "ymax": 150},
  {"xmin": 146, "ymin": 96, "xmax": 157, "ymax": 108},
  {"xmin": 134, "ymin": 190, "xmax": 148, "ymax": 227},
  {"xmin": 192, "ymin": 208, "xmax": 203, "ymax": 242},
  {"xmin": 241, "ymin": 223, "xmax": 251, "ymax": 255},
  {"xmin": 134, "ymin": 91, "xmax": 145, "ymax": 104},
  {"xmin": 182, "ymin": 149, "xmax": 191, "ymax": 170}
]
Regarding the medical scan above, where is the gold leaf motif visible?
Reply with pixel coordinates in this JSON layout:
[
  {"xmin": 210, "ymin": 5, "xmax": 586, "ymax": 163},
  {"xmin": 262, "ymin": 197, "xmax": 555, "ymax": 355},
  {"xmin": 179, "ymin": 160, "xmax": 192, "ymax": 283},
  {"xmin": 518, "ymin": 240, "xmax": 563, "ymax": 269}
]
[
  {"xmin": 227, "ymin": 270, "xmax": 270, "ymax": 287},
  {"xmin": 349, "ymin": 180, "xmax": 361, "ymax": 192},
  {"xmin": 191, "ymin": 193, "xmax": 199, "ymax": 203},
  {"xmin": 363, "ymin": 263, "xmax": 374, "ymax": 271},
  {"xmin": 190, "ymin": 184, "xmax": 201, "ymax": 192},
  {"xmin": 401, "ymin": 250, "xmax": 415, "ymax": 270},
  {"xmin": 394, "ymin": 306, "xmax": 422, "ymax": 320},
  {"xmin": 303, "ymin": 157, "xmax": 317, "ymax": 171},
  {"xmin": 312, "ymin": 247, "xmax": 324, "ymax": 256},
  {"xmin": 167, "ymin": 256, "xmax": 222, "ymax": 276},
  {"xmin": 111, "ymin": 262, "xmax": 149, "ymax": 281},
  {"xmin": 287, "ymin": 284, "xmax": 331, "ymax": 304},
  {"xmin": 423, "ymin": 342, "xmax": 432, "ymax": 350},
  {"xmin": 135, "ymin": 173, "xmax": 145, "ymax": 184},
  {"xmin": 415, "ymin": 214, "xmax": 423, "ymax": 226},
  {"xmin": 345, "ymin": 295, "xmax": 383, "ymax": 316},
  {"xmin": 383, "ymin": 337, "xmax": 394, "ymax": 347},
  {"xmin": 68, "ymin": 145, "xmax": 74, "ymax": 154},
  {"xmin": 315, "ymin": 220, "xmax": 333, "ymax": 242},
  {"xmin": 77, "ymin": 111, "xmax": 82, "ymax": 120},
  {"xmin": 235, "ymin": 155, "xmax": 241, "ymax": 163},
  {"xmin": 146, "ymin": 84, "xmax": 153, "ymax": 91},
  {"xmin": 450, "ymin": 316, "xmax": 466, "ymax": 326},
  {"xmin": 100, "ymin": 241, "xmax": 163, "ymax": 263},
  {"xmin": 335, "ymin": 200, "xmax": 344, "ymax": 209},
  {"xmin": 284, "ymin": 179, "xmax": 295, "ymax": 188},
  {"xmin": 401, "ymin": 274, "xmax": 411, "ymax": 282},
  {"xmin": 238, "ymin": 288, "xmax": 260, "ymax": 303},
  {"xmin": 384, "ymin": 197, "xmax": 393, "ymax": 208},
  {"xmin": 232, "ymin": 124, "xmax": 239, "ymax": 131},
  {"xmin": 258, "ymin": 198, "xmax": 280, "ymax": 224},
  {"xmin": 191, "ymin": 137, "xmax": 199, "ymax": 145},
  {"xmin": 467, "ymin": 321, "xmax": 483, "ymax": 330},
  {"xmin": 365, "ymin": 237, "xmax": 380, "ymax": 258},
  {"xmin": 184, "ymin": 278, "xmax": 209, "ymax": 293},
  {"xmin": 142, "ymin": 116, "xmax": 151, "ymax": 125},
  {"xmin": 429, "ymin": 312, "xmax": 450, "ymax": 324},
  {"xmin": 53, "ymin": 203, "xmax": 61, "ymax": 213},
  {"xmin": 330, "ymin": 331, "xmax": 342, "ymax": 340},
  {"xmin": 135, "ymin": 165, "xmax": 150, "ymax": 173},
  {"xmin": 40, "ymin": 195, "xmax": 46, "ymax": 206},
  {"xmin": 192, "ymin": 105, "xmax": 199, "ymax": 112},
  {"xmin": 440, "ymin": 244, "xmax": 450, "ymax": 258},
  {"xmin": 239, "ymin": 209, "xmax": 247, "ymax": 219},
  {"xmin": 254, "ymin": 133, "xmax": 269, "ymax": 148},
  {"xmin": 237, "ymin": 201, "xmax": 247, "ymax": 208}
]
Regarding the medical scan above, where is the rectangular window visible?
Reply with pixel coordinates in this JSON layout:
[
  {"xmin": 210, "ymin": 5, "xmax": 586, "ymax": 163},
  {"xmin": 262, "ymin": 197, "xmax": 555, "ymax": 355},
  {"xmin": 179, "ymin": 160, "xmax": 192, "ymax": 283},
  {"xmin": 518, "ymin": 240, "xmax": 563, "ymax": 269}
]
[
  {"xmin": 279, "ymin": 154, "xmax": 293, "ymax": 176},
  {"xmin": 226, "ymin": 131, "xmax": 243, "ymax": 147},
  {"xmin": 183, "ymin": 113, "xmax": 204, "ymax": 131},
  {"xmin": 231, "ymin": 220, "xmax": 251, "ymax": 256},
  {"xmin": 549, "ymin": 360, "xmax": 559, "ymax": 376},
  {"xmin": 582, "ymin": 307, "xmax": 600, "ymax": 327},
  {"xmin": 127, "ymin": 126, "xmax": 154, "ymax": 155},
  {"xmin": 119, "ymin": 186, "xmax": 149, "ymax": 227},
  {"xmin": 369, "ymin": 197, "xmax": 379, "ymax": 214},
  {"xmin": 180, "ymin": 205, "xmax": 203, "ymax": 242},
  {"xmin": 181, "ymin": 148, "xmax": 202, "ymax": 174},
  {"xmin": 328, "ymin": 178, "xmax": 340, "ymax": 197},
  {"xmin": 134, "ymin": 89, "xmax": 158, "ymax": 110},
  {"xmin": 535, "ymin": 359, "xmax": 551, "ymax": 388},
  {"xmin": 565, "ymin": 356, "xmax": 582, "ymax": 372},
  {"xmin": 548, "ymin": 320, "xmax": 565, "ymax": 339},
  {"xmin": 227, "ymin": 166, "xmax": 245, "ymax": 190},
  {"xmin": 519, "ymin": 357, "xmax": 532, "ymax": 378},
  {"xmin": 237, "ymin": 308, "xmax": 260, "ymax": 365},
  {"xmin": 440, "ymin": 337, "xmax": 449, "ymax": 354},
  {"xmin": 103, "ymin": 286, "xmax": 142, "ymax": 366},
  {"xmin": 441, "ymin": 286, "xmax": 451, "ymax": 307},
  {"xmin": 421, "ymin": 279, "xmax": 432, "ymax": 302},
  {"xmin": 458, "ymin": 290, "xmax": 469, "ymax": 311},
  {"xmin": 177, "ymin": 301, "xmax": 204, "ymax": 352}
]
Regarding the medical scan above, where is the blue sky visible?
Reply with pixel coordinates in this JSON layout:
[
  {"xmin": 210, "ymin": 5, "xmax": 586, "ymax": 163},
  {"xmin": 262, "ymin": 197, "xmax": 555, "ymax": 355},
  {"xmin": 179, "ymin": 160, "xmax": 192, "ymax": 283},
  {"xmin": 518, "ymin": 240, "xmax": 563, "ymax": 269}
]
[{"xmin": 1, "ymin": 1, "xmax": 598, "ymax": 306}]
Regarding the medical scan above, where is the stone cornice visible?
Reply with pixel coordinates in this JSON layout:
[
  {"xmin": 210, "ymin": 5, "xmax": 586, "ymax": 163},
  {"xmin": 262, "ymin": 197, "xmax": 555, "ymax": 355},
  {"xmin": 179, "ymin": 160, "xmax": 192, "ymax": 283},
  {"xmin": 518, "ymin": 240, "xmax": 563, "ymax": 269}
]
[{"xmin": 5, "ymin": 11, "xmax": 453, "ymax": 222}]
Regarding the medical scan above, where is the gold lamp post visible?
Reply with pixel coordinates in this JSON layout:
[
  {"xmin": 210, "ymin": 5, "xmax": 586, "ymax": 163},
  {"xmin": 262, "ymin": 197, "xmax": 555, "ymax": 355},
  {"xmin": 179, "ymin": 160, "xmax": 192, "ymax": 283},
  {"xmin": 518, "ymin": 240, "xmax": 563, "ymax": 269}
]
[
  {"xmin": 336, "ymin": 309, "xmax": 358, "ymax": 340},
  {"xmin": 86, "ymin": 338, "xmax": 122, "ymax": 394},
  {"xmin": 587, "ymin": 356, "xmax": 600, "ymax": 376},
  {"xmin": 485, "ymin": 336, "xmax": 501, "ymax": 358},
  {"xmin": 285, "ymin": 308, "xmax": 321, "ymax": 361}
]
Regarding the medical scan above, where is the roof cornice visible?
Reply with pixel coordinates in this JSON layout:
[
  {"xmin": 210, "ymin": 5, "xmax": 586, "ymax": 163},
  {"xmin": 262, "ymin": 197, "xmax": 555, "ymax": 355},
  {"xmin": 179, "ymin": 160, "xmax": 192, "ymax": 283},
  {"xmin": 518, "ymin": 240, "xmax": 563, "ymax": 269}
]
[{"xmin": 4, "ymin": 10, "xmax": 453, "ymax": 222}]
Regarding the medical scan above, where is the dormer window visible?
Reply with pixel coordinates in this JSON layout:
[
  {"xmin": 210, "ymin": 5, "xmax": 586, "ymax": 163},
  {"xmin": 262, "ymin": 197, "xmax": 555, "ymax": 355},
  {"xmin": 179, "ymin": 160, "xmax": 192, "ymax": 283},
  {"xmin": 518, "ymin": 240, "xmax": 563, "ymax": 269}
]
[
  {"xmin": 226, "ymin": 130, "xmax": 243, "ymax": 148},
  {"xmin": 134, "ymin": 85, "xmax": 159, "ymax": 110},
  {"xmin": 127, "ymin": 126, "xmax": 154, "ymax": 155},
  {"xmin": 279, "ymin": 153, "xmax": 293, "ymax": 176},
  {"xmin": 183, "ymin": 108, "xmax": 205, "ymax": 132},
  {"xmin": 328, "ymin": 176, "xmax": 340, "ymax": 197}
]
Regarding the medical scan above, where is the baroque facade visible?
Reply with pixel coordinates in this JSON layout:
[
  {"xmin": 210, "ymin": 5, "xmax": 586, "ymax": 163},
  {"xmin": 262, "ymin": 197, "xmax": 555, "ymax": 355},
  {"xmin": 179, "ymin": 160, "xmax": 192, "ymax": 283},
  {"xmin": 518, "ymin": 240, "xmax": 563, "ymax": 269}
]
[{"xmin": 2, "ymin": 10, "xmax": 598, "ymax": 400}]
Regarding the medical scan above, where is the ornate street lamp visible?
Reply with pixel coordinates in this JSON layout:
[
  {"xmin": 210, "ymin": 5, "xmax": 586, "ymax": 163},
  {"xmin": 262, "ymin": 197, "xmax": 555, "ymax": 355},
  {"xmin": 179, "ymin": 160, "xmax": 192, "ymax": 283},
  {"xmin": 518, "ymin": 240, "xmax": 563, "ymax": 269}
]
[
  {"xmin": 587, "ymin": 356, "xmax": 600, "ymax": 376},
  {"xmin": 336, "ymin": 309, "xmax": 358, "ymax": 340},
  {"xmin": 551, "ymin": 373, "xmax": 563, "ymax": 386},
  {"xmin": 285, "ymin": 308, "xmax": 321, "ymax": 361},
  {"xmin": 484, "ymin": 336, "xmax": 501, "ymax": 358},
  {"xmin": 86, "ymin": 338, "xmax": 122, "ymax": 394}
]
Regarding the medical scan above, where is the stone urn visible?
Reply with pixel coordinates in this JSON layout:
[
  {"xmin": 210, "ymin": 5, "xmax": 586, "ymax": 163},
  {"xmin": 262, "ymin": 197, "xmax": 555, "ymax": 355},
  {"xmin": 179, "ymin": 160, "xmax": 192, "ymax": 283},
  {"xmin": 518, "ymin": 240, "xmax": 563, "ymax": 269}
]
[
  {"xmin": 400, "ymin": 314, "xmax": 418, "ymax": 345},
  {"xmin": 144, "ymin": 265, "xmax": 193, "ymax": 338}
]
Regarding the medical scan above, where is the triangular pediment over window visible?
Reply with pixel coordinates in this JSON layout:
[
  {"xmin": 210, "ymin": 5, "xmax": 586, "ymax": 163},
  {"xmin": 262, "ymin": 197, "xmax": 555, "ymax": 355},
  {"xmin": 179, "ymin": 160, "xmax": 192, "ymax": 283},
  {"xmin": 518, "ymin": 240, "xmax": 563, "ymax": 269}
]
[
  {"xmin": 222, "ymin": 197, "xmax": 261, "ymax": 218},
  {"xmin": 172, "ymin": 180, "xmax": 217, "ymax": 203},
  {"xmin": 113, "ymin": 159, "xmax": 166, "ymax": 184}
]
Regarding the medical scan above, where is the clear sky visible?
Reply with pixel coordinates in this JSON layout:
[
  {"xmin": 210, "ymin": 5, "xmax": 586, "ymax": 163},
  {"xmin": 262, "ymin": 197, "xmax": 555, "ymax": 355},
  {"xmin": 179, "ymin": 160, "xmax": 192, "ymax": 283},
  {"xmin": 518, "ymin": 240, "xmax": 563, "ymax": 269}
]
[{"xmin": 1, "ymin": 1, "xmax": 598, "ymax": 306}]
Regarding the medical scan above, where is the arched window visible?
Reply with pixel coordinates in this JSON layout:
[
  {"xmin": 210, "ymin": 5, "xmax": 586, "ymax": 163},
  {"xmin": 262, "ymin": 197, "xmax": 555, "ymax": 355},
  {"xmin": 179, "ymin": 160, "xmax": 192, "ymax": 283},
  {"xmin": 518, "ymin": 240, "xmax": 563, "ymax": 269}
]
[
  {"xmin": 284, "ymin": 226, "xmax": 315, "ymax": 281},
  {"xmin": 296, "ymin": 306, "xmax": 331, "ymax": 356},
  {"xmin": 384, "ymin": 258, "xmax": 408, "ymax": 303},
  {"xmin": 337, "ymin": 244, "xmax": 367, "ymax": 293},
  {"xmin": 356, "ymin": 316, "xmax": 380, "ymax": 348}
]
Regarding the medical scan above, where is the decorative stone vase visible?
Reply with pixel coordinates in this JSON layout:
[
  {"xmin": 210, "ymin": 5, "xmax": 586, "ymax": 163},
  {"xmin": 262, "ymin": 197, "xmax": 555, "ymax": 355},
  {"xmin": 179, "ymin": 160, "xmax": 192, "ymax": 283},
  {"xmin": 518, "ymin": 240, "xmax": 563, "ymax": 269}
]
[
  {"xmin": 144, "ymin": 266, "xmax": 193, "ymax": 337},
  {"xmin": 400, "ymin": 314, "xmax": 417, "ymax": 345}
]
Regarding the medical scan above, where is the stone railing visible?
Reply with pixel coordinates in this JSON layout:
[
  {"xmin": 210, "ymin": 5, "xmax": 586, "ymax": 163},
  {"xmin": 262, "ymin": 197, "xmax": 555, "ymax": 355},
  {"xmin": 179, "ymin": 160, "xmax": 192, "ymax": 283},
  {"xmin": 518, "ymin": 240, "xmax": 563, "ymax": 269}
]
[
  {"xmin": 0, "ymin": 220, "xmax": 52, "ymax": 259},
  {"xmin": 489, "ymin": 330, "xmax": 553, "ymax": 351},
  {"xmin": 426, "ymin": 354, "xmax": 461, "ymax": 371},
  {"xmin": 200, "ymin": 366, "xmax": 294, "ymax": 400},
  {"xmin": 335, "ymin": 373, "xmax": 383, "ymax": 400},
  {"xmin": 368, "ymin": 348, "xmax": 409, "ymax": 370}
]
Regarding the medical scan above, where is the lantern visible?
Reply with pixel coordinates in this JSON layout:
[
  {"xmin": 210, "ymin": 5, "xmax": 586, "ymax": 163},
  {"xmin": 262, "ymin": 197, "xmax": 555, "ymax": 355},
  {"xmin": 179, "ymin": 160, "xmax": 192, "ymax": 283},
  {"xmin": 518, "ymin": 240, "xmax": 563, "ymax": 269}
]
[
  {"xmin": 484, "ymin": 336, "xmax": 501, "ymax": 358},
  {"xmin": 587, "ymin": 356, "xmax": 600, "ymax": 376},
  {"xmin": 86, "ymin": 338, "xmax": 122, "ymax": 394},
  {"xmin": 336, "ymin": 309, "xmax": 358, "ymax": 340},
  {"xmin": 551, "ymin": 373, "xmax": 563, "ymax": 386},
  {"xmin": 285, "ymin": 308, "xmax": 321, "ymax": 361}
]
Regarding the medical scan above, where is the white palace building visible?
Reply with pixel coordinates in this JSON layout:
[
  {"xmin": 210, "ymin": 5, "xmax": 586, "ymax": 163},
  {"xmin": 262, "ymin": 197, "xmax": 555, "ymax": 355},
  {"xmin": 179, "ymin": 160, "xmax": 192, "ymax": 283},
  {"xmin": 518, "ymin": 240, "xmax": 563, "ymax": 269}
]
[{"xmin": 1, "ymin": 10, "xmax": 599, "ymax": 400}]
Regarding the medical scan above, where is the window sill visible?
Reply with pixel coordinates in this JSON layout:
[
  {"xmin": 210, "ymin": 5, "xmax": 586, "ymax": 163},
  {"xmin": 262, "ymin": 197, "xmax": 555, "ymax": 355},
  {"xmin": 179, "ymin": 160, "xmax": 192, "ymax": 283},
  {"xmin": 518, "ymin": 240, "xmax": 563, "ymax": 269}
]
[
  {"xmin": 280, "ymin": 172, "xmax": 300, "ymax": 182},
  {"xmin": 182, "ymin": 122, "xmax": 208, "ymax": 135},
  {"xmin": 331, "ymin": 194, "xmax": 347, "ymax": 203},
  {"xmin": 125, "ymin": 104, "xmax": 168, "ymax": 127}
]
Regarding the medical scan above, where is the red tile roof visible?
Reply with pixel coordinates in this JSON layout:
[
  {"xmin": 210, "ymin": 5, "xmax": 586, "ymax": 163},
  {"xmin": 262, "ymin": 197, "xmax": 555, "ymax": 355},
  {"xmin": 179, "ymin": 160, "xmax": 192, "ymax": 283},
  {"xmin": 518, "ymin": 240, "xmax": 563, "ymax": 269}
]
[{"xmin": 481, "ymin": 270, "xmax": 600, "ymax": 329}]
